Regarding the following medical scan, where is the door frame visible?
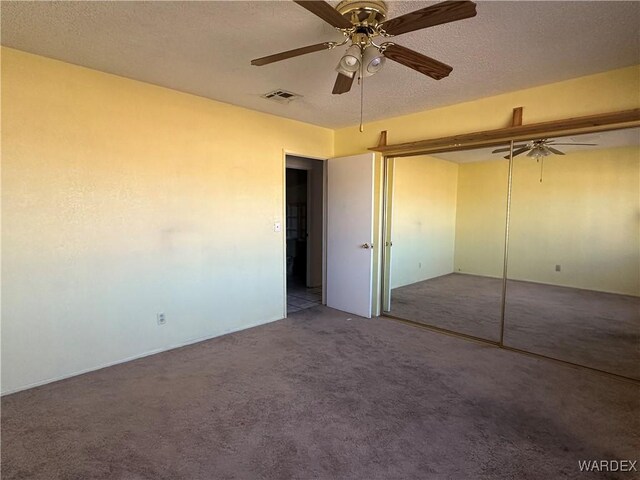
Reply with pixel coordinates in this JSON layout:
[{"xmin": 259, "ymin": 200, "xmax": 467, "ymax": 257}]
[
  {"xmin": 282, "ymin": 150, "xmax": 328, "ymax": 318},
  {"xmin": 380, "ymin": 156, "xmax": 394, "ymax": 314}
]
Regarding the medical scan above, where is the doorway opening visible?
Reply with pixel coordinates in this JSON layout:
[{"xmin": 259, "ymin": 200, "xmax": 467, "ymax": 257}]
[{"xmin": 285, "ymin": 155, "xmax": 324, "ymax": 314}]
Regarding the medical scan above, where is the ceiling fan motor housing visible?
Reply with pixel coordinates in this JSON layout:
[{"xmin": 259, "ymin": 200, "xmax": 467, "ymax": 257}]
[{"xmin": 336, "ymin": 0, "xmax": 388, "ymax": 26}]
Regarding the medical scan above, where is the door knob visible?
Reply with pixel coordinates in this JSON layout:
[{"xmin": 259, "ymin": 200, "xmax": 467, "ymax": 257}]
[{"xmin": 361, "ymin": 243, "xmax": 373, "ymax": 249}]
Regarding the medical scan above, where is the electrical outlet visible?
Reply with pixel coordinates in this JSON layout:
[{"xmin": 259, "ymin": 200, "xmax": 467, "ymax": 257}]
[
  {"xmin": 274, "ymin": 222, "xmax": 282, "ymax": 233},
  {"xmin": 157, "ymin": 313, "xmax": 166, "ymax": 325},
  {"xmin": 555, "ymin": 264, "xmax": 561, "ymax": 272},
  {"xmin": 418, "ymin": 262, "xmax": 422, "ymax": 269}
]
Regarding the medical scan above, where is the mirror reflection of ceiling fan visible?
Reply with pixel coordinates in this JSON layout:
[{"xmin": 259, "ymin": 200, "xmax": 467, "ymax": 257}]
[
  {"xmin": 492, "ymin": 139, "xmax": 599, "ymax": 160},
  {"xmin": 492, "ymin": 139, "xmax": 599, "ymax": 183},
  {"xmin": 251, "ymin": 0, "xmax": 478, "ymax": 95}
]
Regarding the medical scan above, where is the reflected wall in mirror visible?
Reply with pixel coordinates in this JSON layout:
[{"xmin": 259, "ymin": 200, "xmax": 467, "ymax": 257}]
[
  {"xmin": 383, "ymin": 146, "xmax": 509, "ymax": 342},
  {"xmin": 504, "ymin": 128, "xmax": 640, "ymax": 379}
]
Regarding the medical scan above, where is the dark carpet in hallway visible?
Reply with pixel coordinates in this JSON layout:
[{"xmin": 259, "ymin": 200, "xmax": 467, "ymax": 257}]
[{"xmin": 2, "ymin": 306, "xmax": 638, "ymax": 479}]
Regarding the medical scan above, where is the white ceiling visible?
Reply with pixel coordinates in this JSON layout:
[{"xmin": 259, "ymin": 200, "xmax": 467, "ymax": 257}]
[
  {"xmin": 432, "ymin": 127, "xmax": 640, "ymax": 163},
  {"xmin": 2, "ymin": 1, "xmax": 639, "ymax": 128}
]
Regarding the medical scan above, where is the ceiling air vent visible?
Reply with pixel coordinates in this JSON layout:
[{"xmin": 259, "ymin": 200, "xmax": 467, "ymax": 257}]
[{"xmin": 262, "ymin": 89, "xmax": 302, "ymax": 104}]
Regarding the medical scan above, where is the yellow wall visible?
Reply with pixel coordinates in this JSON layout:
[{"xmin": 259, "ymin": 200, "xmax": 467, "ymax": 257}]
[
  {"xmin": 1, "ymin": 48, "xmax": 333, "ymax": 394},
  {"xmin": 454, "ymin": 159, "xmax": 509, "ymax": 278},
  {"xmin": 508, "ymin": 146, "xmax": 640, "ymax": 295},
  {"xmin": 334, "ymin": 65, "xmax": 640, "ymax": 157},
  {"xmin": 390, "ymin": 155, "xmax": 459, "ymax": 288}
]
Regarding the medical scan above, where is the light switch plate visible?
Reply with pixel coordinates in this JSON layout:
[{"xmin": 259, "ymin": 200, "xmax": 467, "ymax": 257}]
[{"xmin": 274, "ymin": 222, "xmax": 282, "ymax": 232}]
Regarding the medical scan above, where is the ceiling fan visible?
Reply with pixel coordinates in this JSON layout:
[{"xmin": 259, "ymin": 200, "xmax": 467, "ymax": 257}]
[
  {"xmin": 492, "ymin": 139, "xmax": 598, "ymax": 182},
  {"xmin": 251, "ymin": 0, "xmax": 478, "ymax": 96},
  {"xmin": 492, "ymin": 139, "xmax": 599, "ymax": 160}
]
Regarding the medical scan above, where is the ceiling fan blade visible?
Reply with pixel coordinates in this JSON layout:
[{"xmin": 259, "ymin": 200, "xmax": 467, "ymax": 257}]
[
  {"xmin": 380, "ymin": 1, "xmax": 477, "ymax": 36},
  {"xmin": 332, "ymin": 72, "xmax": 355, "ymax": 94},
  {"xmin": 383, "ymin": 44, "xmax": 452, "ymax": 80},
  {"xmin": 492, "ymin": 144, "xmax": 527, "ymax": 153},
  {"xmin": 251, "ymin": 42, "xmax": 331, "ymax": 66},
  {"xmin": 293, "ymin": 1, "xmax": 353, "ymax": 29},
  {"xmin": 547, "ymin": 147, "xmax": 565, "ymax": 155},
  {"xmin": 548, "ymin": 143, "xmax": 598, "ymax": 146},
  {"xmin": 503, "ymin": 146, "xmax": 530, "ymax": 159}
]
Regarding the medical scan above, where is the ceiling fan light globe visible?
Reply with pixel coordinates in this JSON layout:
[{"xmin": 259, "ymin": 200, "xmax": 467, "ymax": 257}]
[
  {"xmin": 366, "ymin": 56, "xmax": 386, "ymax": 76},
  {"xmin": 362, "ymin": 46, "xmax": 386, "ymax": 77},
  {"xmin": 339, "ymin": 57, "xmax": 360, "ymax": 72},
  {"xmin": 344, "ymin": 56, "xmax": 358, "ymax": 67},
  {"xmin": 339, "ymin": 45, "xmax": 362, "ymax": 73},
  {"xmin": 527, "ymin": 145, "xmax": 551, "ymax": 160}
]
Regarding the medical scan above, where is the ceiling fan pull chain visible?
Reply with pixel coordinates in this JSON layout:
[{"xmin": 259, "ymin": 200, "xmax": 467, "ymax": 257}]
[
  {"xmin": 540, "ymin": 157, "xmax": 544, "ymax": 183},
  {"xmin": 359, "ymin": 67, "xmax": 365, "ymax": 133}
]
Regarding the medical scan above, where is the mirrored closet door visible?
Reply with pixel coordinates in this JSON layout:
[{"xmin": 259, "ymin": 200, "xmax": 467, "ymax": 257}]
[
  {"xmin": 381, "ymin": 126, "xmax": 639, "ymax": 379},
  {"xmin": 503, "ymin": 128, "xmax": 640, "ymax": 379},
  {"xmin": 382, "ymin": 145, "xmax": 510, "ymax": 342}
]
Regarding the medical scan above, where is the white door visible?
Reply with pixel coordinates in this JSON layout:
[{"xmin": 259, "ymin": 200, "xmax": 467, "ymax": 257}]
[{"xmin": 327, "ymin": 153, "xmax": 375, "ymax": 318}]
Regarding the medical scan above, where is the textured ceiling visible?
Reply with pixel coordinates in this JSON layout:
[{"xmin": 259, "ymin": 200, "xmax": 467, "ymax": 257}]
[
  {"xmin": 432, "ymin": 127, "xmax": 640, "ymax": 164},
  {"xmin": 2, "ymin": 1, "xmax": 639, "ymax": 128}
]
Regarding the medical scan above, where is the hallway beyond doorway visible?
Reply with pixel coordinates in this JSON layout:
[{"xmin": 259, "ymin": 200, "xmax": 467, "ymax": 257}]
[
  {"xmin": 285, "ymin": 155, "xmax": 325, "ymax": 314},
  {"xmin": 287, "ymin": 278, "xmax": 322, "ymax": 313}
]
